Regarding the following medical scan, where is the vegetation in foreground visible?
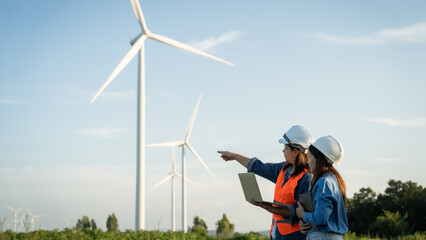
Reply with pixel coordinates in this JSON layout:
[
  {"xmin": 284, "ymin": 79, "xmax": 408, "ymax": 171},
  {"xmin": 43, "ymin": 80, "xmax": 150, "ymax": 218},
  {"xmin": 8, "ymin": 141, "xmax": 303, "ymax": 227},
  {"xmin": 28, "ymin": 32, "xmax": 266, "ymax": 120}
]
[{"xmin": 0, "ymin": 229, "xmax": 425, "ymax": 240}]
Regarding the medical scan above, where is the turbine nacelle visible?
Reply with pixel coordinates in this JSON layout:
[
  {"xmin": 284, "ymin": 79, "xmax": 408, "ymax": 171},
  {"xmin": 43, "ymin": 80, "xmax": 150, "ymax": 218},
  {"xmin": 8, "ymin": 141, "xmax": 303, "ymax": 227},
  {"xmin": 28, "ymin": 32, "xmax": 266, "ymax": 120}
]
[{"xmin": 130, "ymin": 30, "xmax": 151, "ymax": 46}]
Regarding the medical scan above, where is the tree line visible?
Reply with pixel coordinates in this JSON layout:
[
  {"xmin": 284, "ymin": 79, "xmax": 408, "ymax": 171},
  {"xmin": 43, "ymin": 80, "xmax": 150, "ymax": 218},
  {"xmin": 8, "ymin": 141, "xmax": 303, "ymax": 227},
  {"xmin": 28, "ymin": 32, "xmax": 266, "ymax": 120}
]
[
  {"xmin": 347, "ymin": 179, "xmax": 425, "ymax": 238},
  {"xmin": 74, "ymin": 212, "xmax": 238, "ymax": 238},
  {"xmin": 75, "ymin": 213, "xmax": 118, "ymax": 232}
]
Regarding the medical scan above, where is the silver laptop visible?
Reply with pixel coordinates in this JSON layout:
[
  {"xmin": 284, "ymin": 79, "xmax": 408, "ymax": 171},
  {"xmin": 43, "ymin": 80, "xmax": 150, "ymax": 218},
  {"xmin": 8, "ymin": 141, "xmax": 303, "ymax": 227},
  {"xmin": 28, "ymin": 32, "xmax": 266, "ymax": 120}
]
[{"xmin": 238, "ymin": 172, "xmax": 291, "ymax": 207}]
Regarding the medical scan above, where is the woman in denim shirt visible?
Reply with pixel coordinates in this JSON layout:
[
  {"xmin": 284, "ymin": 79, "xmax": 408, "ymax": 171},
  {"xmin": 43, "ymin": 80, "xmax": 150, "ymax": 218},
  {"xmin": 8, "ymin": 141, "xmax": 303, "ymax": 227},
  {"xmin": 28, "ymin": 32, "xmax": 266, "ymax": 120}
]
[{"xmin": 296, "ymin": 136, "xmax": 348, "ymax": 240}]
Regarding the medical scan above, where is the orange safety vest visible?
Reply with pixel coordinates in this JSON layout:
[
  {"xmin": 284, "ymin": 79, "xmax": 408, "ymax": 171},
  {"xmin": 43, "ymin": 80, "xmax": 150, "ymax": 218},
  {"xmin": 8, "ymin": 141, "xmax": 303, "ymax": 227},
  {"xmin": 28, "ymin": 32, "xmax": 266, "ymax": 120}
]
[{"xmin": 270, "ymin": 167, "xmax": 308, "ymax": 237}]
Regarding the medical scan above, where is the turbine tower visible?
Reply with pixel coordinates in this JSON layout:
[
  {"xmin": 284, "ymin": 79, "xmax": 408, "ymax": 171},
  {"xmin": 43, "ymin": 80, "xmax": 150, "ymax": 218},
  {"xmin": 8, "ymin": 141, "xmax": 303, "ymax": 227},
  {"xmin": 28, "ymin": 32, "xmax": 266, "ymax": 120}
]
[
  {"xmin": 90, "ymin": 0, "xmax": 234, "ymax": 231},
  {"xmin": 148, "ymin": 140, "xmax": 200, "ymax": 231},
  {"xmin": 5, "ymin": 205, "xmax": 24, "ymax": 232},
  {"xmin": 147, "ymin": 95, "xmax": 215, "ymax": 232}
]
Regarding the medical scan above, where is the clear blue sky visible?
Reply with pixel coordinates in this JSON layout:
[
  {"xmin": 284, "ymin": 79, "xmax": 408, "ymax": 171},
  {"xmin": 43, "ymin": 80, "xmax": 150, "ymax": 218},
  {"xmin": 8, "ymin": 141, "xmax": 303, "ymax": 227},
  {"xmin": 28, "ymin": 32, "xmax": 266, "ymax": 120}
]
[{"xmin": 1, "ymin": 0, "xmax": 426, "ymax": 233}]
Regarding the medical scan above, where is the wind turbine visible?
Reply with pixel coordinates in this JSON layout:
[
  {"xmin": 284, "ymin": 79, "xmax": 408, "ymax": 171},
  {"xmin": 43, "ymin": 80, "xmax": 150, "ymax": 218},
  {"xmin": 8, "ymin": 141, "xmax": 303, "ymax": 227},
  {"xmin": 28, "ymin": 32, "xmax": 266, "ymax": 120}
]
[
  {"xmin": 147, "ymin": 95, "xmax": 215, "ymax": 232},
  {"xmin": 27, "ymin": 209, "xmax": 43, "ymax": 231},
  {"xmin": 18, "ymin": 213, "xmax": 31, "ymax": 233},
  {"xmin": 5, "ymin": 205, "xmax": 24, "ymax": 232},
  {"xmin": 148, "ymin": 139, "xmax": 200, "ymax": 231},
  {"xmin": 90, "ymin": 0, "xmax": 234, "ymax": 231}
]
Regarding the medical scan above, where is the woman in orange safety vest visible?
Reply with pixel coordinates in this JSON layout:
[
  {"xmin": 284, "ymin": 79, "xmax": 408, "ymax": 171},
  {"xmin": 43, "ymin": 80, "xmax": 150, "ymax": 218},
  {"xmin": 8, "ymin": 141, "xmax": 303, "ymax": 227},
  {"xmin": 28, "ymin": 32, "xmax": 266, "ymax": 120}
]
[{"xmin": 218, "ymin": 125, "xmax": 313, "ymax": 240}]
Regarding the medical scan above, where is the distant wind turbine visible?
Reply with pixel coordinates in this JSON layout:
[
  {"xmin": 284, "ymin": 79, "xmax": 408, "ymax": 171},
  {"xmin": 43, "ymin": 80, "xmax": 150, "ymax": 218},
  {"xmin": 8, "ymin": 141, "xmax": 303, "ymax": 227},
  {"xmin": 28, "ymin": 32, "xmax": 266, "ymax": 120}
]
[
  {"xmin": 18, "ymin": 213, "xmax": 31, "ymax": 232},
  {"xmin": 148, "ymin": 139, "xmax": 200, "ymax": 231},
  {"xmin": 90, "ymin": 0, "xmax": 234, "ymax": 231},
  {"xmin": 5, "ymin": 205, "xmax": 24, "ymax": 232},
  {"xmin": 147, "ymin": 95, "xmax": 215, "ymax": 232},
  {"xmin": 27, "ymin": 209, "xmax": 43, "ymax": 231}
]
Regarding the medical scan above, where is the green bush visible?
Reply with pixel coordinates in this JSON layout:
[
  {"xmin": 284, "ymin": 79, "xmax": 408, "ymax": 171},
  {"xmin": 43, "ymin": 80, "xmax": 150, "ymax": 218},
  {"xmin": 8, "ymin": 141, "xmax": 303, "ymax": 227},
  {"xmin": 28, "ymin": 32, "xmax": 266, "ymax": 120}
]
[
  {"xmin": 216, "ymin": 214, "xmax": 235, "ymax": 239},
  {"xmin": 106, "ymin": 213, "xmax": 119, "ymax": 232},
  {"xmin": 232, "ymin": 231, "xmax": 268, "ymax": 240},
  {"xmin": 369, "ymin": 210, "xmax": 410, "ymax": 238},
  {"xmin": 191, "ymin": 216, "xmax": 208, "ymax": 236}
]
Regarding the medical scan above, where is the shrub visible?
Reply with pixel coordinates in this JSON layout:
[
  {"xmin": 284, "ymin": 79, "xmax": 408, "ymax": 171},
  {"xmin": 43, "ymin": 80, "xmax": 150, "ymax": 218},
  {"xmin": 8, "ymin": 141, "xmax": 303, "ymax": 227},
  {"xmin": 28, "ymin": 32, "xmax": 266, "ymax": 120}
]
[{"xmin": 369, "ymin": 210, "xmax": 410, "ymax": 238}]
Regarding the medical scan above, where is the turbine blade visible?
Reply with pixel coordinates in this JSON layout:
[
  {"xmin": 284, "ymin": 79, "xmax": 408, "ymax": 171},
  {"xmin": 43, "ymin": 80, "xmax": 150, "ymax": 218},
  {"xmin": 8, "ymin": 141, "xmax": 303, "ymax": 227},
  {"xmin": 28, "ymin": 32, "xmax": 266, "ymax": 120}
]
[
  {"xmin": 149, "ymin": 174, "xmax": 173, "ymax": 192},
  {"xmin": 148, "ymin": 32, "xmax": 235, "ymax": 66},
  {"xmin": 186, "ymin": 143, "xmax": 216, "ymax": 180},
  {"xmin": 5, "ymin": 205, "xmax": 14, "ymax": 211},
  {"xmin": 90, "ymin": 34, "xmax": 147, "ymax": 103},
  {"xmin": 146, "ymin": 141, "xmax": 184, "ymax": 147},
  {"xmin": 185, "ymin": 178, "xmax": 201, "ymax": 189},
  {"xmin": 185, "ymin": 95, "xmax": 201, "ymax": 142},
  {"xmin": 130, "ymin": 0, "xmax": 148, "ymax": 32},
  {"xmin": 174, "ymin": 173, "xmax": 201, "ymax": 189}
]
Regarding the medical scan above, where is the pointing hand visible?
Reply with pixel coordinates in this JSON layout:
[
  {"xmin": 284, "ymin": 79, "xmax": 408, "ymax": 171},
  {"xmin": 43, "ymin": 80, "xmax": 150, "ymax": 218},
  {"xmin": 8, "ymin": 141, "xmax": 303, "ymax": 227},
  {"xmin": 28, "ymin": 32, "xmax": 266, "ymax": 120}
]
[{"xmin": 217, "ymin": 151, "xmax": 235, "ymax": 161}]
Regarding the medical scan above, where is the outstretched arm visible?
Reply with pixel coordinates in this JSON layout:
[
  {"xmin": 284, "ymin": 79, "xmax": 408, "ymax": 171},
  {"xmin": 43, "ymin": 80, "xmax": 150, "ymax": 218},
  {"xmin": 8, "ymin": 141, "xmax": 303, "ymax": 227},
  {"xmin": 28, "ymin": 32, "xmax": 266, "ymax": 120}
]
[{"xmin": 217, "ymin": 151, "xmax": 251, "ymax": 168}]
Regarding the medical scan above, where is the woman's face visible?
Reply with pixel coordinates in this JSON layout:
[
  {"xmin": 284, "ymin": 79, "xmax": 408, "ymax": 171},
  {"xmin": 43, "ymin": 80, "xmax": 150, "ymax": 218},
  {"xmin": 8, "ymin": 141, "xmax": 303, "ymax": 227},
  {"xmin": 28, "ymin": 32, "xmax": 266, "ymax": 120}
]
[
  {"xmin": 308, "ymin": 151, "xmax": 316, "ymax": 172},
  {"xmin": 283, "ymin": 145, "xmax": 297, "ymax": 164}
]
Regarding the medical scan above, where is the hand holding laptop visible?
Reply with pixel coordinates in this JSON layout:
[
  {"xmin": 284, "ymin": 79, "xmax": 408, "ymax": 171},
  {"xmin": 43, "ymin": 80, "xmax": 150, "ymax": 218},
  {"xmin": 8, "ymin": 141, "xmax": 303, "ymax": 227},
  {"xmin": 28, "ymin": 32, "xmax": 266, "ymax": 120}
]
[
  {"xmin": 248, "ymin": 198, "xmax": 288, "ymax": 209},
  {"xmin": 238, "ymin": 173, "xmax": 292, "ymax": 208}
]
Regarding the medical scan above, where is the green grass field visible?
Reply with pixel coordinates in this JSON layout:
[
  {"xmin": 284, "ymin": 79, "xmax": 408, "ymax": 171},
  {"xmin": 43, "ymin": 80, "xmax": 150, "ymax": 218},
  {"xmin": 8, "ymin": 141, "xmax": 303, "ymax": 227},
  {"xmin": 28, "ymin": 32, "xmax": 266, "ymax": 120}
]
[{"xmin": 0, "ymin": 230, "xmax": 425, "ymax": 240}]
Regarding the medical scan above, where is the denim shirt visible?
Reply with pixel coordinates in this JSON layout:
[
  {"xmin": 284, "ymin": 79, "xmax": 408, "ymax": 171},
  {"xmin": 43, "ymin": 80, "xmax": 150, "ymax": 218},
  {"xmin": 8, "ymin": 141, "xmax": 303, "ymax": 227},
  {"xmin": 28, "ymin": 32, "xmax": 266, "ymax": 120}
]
[
  {"xmin": 247, "ymin": 157, "xmax": 312, "ymax": 240},
  {"xmin": 302, "ymin": 172, "xmax": 348, "ymax": 235}
]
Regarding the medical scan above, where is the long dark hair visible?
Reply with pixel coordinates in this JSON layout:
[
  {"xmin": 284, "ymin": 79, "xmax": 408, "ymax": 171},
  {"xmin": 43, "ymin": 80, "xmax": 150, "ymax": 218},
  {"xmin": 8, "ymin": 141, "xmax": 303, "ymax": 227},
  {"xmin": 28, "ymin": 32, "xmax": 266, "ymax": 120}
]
[
  {"xmin": 283, "ymin": 144, "xmax": 309, "ymax": 177},
  {"xmin": 308, "ymin": 145, "xmax": 347, "ymax": 206}
]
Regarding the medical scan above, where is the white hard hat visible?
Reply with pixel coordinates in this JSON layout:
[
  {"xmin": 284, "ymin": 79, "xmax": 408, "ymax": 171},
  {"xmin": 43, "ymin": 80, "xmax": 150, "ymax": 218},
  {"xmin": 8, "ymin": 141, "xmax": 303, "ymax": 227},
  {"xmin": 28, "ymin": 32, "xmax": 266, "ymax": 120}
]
[
  {"xmin": 278, "ymin": 125, "xmax": 314, "ymax": 151},
  {"xmin": 311, "ymin": 135, "xmax": 344, "ymax": 165}
]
